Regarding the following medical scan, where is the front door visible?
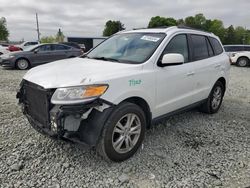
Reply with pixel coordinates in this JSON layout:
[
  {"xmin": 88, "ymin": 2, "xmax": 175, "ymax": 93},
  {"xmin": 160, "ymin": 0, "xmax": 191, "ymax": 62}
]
[
  {"xmin": 30, "ymin": 44, "xmax": 54, "ymax": 64},
  {"xmin": 154, "ymin": 34, "xmax": 195, "ymax": 117}
]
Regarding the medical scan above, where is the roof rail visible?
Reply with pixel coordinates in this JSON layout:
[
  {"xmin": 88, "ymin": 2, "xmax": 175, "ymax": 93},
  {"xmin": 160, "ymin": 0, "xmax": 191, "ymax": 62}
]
[
  {"xmin": 132, "ymin": 27, "xmax": 147, "ymax": 30},
  {"xmin": 177, "ymin": 25, "xmax": 212, "ymax": 34}
]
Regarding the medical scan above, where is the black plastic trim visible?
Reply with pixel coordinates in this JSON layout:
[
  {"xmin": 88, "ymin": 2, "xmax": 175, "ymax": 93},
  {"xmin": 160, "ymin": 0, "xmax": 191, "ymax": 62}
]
[{"xmin": 151, "ymin": 99, "xmax": 207, "ymax": 125}]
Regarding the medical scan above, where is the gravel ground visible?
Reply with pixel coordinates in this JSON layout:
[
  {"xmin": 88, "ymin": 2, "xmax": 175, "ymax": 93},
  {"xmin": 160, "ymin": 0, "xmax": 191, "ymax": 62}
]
[{"xmin": 0, "ymin": 66, "xmax": 249, "ymax": 188}]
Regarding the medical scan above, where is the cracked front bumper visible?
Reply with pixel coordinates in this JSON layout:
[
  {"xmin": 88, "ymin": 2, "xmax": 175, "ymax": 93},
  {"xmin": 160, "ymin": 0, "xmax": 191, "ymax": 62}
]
[{"xmin": 17, "ymin": 80, "xmax": 113, "ymax": 146}]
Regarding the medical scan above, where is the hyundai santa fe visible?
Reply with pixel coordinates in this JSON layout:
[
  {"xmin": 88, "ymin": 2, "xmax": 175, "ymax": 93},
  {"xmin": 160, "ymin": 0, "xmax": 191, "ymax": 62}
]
[{"xmin": 17, "ymin": 26, "xmax": 230, "ymax": 162}]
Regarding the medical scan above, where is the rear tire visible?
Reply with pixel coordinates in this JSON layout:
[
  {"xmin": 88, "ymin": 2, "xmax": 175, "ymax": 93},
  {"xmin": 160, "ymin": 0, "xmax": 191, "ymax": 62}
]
[
  {"xmin": 16, "ymin": 58, "xmax": 29, "ymax": 70},
  {"xmin": 199, "ymin": 81, "xmax": 225, "ymax": 114},
  {"xmin": 96, "ymin": 102, "xmax": 146, "ymax": 162},
  {"xmin": 236, "ymin": 57, "xmax": 249, "ymax": 67}
]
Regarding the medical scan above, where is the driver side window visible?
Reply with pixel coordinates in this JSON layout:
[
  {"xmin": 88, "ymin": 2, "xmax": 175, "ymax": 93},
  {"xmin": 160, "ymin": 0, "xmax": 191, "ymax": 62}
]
[
  {"xmin": 162, "ymin": 34, "xmax": 189, "ymax": 63},
  {"xmin": 38, "ymin": 45, "xmax": 51, "ymax": 52}
]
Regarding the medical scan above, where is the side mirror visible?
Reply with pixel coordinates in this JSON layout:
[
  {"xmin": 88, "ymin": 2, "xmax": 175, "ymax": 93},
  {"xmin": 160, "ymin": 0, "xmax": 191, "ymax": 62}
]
[
  {"xmin": 34, "ymin": 48, "xmax": 39, "ymax": 53},
  {"xmin": 161, "ymin": 53, "xmax": 184, "ymax": 66}
]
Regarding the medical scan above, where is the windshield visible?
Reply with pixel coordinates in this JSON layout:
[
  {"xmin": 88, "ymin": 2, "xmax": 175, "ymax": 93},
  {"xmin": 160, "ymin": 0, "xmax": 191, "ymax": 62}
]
[
  {"xmin": 87, "ymin": 33, "xmax": 166, "ymax": 64},
  {"xmin": 23, "ymin": 44, "xmax": 40, "ymax": 51}
]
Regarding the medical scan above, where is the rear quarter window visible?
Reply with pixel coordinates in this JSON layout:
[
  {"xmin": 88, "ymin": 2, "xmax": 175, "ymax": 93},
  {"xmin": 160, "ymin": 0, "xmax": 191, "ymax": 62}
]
[
  {"xmin": 191, "ymin": 35, "xmax": 209, "ymax": 61},
  {"xmin": 209, "ymin": 37, "xmax": 223, "ymax": 55}
]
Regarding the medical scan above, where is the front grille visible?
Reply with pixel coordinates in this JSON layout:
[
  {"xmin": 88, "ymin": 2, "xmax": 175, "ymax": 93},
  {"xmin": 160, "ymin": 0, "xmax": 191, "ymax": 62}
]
[{"xmin": 22, "ymin": 81, "xmax": 54, "ymax": 127}]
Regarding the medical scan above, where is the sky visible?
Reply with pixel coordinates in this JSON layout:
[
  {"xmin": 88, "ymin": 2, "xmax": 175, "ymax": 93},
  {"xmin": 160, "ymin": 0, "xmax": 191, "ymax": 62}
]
[{"xmin": 0, "ymin": 0, "xmax": 249, "ymax": 41}]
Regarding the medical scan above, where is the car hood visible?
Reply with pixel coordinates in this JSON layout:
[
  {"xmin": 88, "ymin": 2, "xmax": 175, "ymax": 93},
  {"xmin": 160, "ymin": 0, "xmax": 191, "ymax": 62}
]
[{"xmin": 23, "ymin": 57, "xmax": 142, "ymax": 89}]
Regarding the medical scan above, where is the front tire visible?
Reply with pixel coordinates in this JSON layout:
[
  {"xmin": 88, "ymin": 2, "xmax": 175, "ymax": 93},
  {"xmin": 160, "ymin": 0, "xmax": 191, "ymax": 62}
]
[
  {"xmin": 97, "ymin": 102, "xmax": 146, "ymax": 162},
  {"xmin": 236, "ymin": 57, "xmax": 249, "ymax": 67},
  {"xmin": 199, "ymin": 81, "xmax": 225, "ymax": 114},
  {"xmin": 16, "ymin": 58, "xmax": 29, "ymax": 70}
]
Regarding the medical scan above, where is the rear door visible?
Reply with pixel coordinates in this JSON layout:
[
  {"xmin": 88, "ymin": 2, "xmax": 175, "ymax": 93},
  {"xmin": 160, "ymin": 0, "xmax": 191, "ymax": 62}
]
[
  {"xmin": 52, "ymin": 44, "xmax": 71, "ymax": 61},
  {"xmin": 187, "ymin": 34, "xmax": 215, "ymax": 103},
  {"xmin": 189, "ymin": 35, "xmax": 224, "ymax": 103}
]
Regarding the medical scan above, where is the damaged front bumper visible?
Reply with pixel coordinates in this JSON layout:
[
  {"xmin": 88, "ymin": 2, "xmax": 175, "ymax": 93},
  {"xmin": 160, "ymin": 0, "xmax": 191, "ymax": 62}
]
[{"xmin": 17, "ymin": 80, "xmax": 114, "ymax": 146}]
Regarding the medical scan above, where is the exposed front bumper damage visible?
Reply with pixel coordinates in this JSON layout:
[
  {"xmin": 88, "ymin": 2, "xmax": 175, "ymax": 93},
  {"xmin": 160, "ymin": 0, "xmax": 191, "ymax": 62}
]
[{"xmin": 17, "ymin": 80, "xmax": 114, "ymax": 146}]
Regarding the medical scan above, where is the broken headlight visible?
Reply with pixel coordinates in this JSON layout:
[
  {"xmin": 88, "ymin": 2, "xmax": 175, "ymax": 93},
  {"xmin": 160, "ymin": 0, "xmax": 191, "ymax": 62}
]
[{"xmin": 51, "ymin": 85, "xmax": 108, "ymax": 104}]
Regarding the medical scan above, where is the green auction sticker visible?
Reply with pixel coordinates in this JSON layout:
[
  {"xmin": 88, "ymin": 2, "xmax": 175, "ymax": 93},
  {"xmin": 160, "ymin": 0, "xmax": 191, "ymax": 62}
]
[{"xmin": 129, "ymin": 79, "xmax": 142, "ymax": 86}]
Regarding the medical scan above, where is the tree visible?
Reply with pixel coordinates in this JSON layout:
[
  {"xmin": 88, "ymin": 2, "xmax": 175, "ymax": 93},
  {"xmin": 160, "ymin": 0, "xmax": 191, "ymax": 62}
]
[
  {"xmin": 184, "ymin": 13, "xmax": 206, "ymax": 30},
  {"xmin": 0, "ymin": 17, "xmax": 9, "ymax": 41},
  {"xmin": 40, "ymin": 28, "xmax": 65, "ymax": 43},
  {"xmin": 146, "ymin": 13, "xmax": 250, "ymax": 45},
  {"xmin": 103, "ymin": 20, "xmax": 125, "ymax": 36},
  {"xmin": 40, "ymin": 36, "xmax": 56, "ymax": 43},
  {"xmin": 56, "ymin": 28, "xmax": 64, "ymax": 42},
  {"xmin": 148, "ymin": 16, "xmax": 177, "ymax": 28},
  {"xmin": 235, "ymin": 26, "xmax": 247, "ymax": 44},
  {"xmin": 208, "ymin": 19, "xmax": 226, "ymax": 43}
]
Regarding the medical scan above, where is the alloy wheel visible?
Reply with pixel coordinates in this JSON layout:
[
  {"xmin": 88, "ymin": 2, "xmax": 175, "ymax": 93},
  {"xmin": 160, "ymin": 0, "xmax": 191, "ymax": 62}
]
[
  {"xmin": 211, "ymin": 86, "xmax": 222, "ymax": 110},
  {"xmin": 112, "ymin": 113, "xmax": 141, "ymax": 154}
]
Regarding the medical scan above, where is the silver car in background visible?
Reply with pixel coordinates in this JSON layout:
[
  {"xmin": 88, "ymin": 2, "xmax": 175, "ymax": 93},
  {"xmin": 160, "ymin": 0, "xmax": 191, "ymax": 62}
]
[{"xmin": 0, "ymin": 43, "xmax": 82, "ymax": 70}]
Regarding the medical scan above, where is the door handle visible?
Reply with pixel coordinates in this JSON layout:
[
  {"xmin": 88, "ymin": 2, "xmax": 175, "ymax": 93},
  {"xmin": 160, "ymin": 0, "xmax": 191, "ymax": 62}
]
[{"xmin": 186, "ymin": 72, "xmax": 195, "ymax": 76}]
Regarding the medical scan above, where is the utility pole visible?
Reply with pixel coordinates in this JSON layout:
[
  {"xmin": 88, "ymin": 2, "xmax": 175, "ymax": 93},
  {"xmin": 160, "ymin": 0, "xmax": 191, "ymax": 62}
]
[{"xmin": 36, "ymin": 13, "xmax": 40, "ymax": 42}]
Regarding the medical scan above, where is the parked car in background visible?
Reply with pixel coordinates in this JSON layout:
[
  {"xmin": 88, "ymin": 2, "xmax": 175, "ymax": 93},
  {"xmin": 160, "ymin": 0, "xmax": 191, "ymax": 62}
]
[
  {"xmin": 230, "ymin": 51, "xmax": 250, "ymax": 67},
  {"xmin": 60, "ymin": 42, "xmax": 84, "ymax": 53},
  {"xmin": 17, "ymin": 26, "xmax": 230, "ymax": 161},
  {"xmin": 16, "ymin": 41, "xmax": 39, "ymax": 50},
  {"xmin": 224, "ymin": 45, "xmax": 250, "ymax": 56},
  {"xmin": 7, "ymin": 41, "xmax": 39, "ymax": 52},
  {"xmin": 79, "ymin": 44, "xmax": 86, "ymax": 52},
  {"xmin": 8, "ymin": 45, "xmax": 22, "ymax": 52},
  {"xmin": 0, "ymin": 45, "xmax": 9, "ymax": 55},
  {"xmin": 0, "ymin": 43, "xmax": 82, "ymax": 70}
]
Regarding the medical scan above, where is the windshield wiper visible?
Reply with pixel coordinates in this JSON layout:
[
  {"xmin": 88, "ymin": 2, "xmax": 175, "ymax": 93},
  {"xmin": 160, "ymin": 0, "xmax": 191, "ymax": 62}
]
[{"xmin": 91, "ymin": 56, "xmax": 120, "ymax": 62}]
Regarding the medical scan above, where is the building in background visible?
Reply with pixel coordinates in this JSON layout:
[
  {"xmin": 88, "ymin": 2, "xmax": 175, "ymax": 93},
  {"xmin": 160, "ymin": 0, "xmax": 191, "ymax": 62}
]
[{"xmin": 66, "ymin": 36, "xmax": 107, "ymax": 52}]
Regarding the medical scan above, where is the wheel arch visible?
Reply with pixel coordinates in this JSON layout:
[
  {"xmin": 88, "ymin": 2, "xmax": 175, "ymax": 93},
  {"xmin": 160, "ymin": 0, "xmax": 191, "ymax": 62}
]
[
  {"xmin": 121, "ymin": 96, "xmax": 152, "ymax": 128},
  {"xmin": 216, "ymin": 77, "xmax": 226, "ymax": 94},
  {"xmin": 236, "ymin": 56, "xmax": 250, "ymax": 62}
]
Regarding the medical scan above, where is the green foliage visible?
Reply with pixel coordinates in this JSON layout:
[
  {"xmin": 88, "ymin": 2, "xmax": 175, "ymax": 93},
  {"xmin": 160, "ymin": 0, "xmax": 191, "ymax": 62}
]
[
  {"xmin": 103, "ymin": 20, "xmax": 125, "ymax": 36},
  {"xmin": 40, "ymin": 28, "xmax": 65, "ymax": 43},
  {"xmin": 148, "ymin": 16, "xmax": 177, "ymax": 28},
  {"xmin": 0, "ymin": 17, "xmax": 9, "ymax": 41},
  {"xmin": 147, "ymin": 13, "xmax": 250, "ymax": 44},
  {"xmin": 40, "ymin": 36, "xmax": 56, "ymax": 43},
  {"xmin": 185, "ymin": 14, "xmax": 206, "ymax": 30}
]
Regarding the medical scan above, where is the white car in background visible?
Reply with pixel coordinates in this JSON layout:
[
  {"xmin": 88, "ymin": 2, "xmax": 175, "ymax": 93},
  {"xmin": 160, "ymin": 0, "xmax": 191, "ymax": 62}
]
[
  {"xmin": 230, "ymin": 51, "xmax": 250, "ymax": 67},
  {"xmin": 16, "ymin": 41, "xmax": 39, "ymax": 50},
  {"xmin": 0, "ymin": 44, "xmax": 9, "ymax": 55},
  {"xmin": 17, "ymin": 26, "xmax": 230, "ymax": 161}
]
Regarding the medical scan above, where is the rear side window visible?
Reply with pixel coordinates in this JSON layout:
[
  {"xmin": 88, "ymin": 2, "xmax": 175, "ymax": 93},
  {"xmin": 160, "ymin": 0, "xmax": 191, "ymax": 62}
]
[
  {"xmin": 209, "ymin": 38, "xmax": 223, "ymax": 55},
  {"xmin": 206, "ymin": 38, "xmax": 214, "ymax": 57},
  {"xmin": 163, "ymin": 34, "xmax": 189, "ymax": 62},
  {"xmin": 54, "ymin": 45, "xmax": 71, "ymax": 50},
  {"xmin": 191, "ymin": 35, "xmax": 209, "ymax": 61}
]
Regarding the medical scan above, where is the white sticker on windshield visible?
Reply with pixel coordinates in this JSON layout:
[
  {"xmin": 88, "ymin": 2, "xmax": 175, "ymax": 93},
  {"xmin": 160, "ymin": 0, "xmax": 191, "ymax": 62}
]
[{"xmin": 141, "ymin": 35, "xmax": 160, "ymax": 42}]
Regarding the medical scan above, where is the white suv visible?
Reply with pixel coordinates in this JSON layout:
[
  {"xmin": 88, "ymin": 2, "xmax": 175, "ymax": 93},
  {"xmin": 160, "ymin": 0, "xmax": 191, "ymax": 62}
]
[
  {"xmin": 17, "ymin": 26, "xmax": 230, "ymax": 161},
  {"xmin": 230, "ymin": 51, "xmax": 250, "ymax": 67}
]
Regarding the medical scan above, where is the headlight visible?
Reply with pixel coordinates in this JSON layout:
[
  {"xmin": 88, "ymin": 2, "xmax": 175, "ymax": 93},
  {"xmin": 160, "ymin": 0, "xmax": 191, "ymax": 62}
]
[
  {"xmin": 1, "ymin": 54, "xmax": 15, "ymax": 59},
  {"xmin": 231, "ymin": 53, "xmax": 236, "ymax": 57},
  {"xmin": 51, "ymin": 85, "xmax": 108, "ymax": 104}
]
